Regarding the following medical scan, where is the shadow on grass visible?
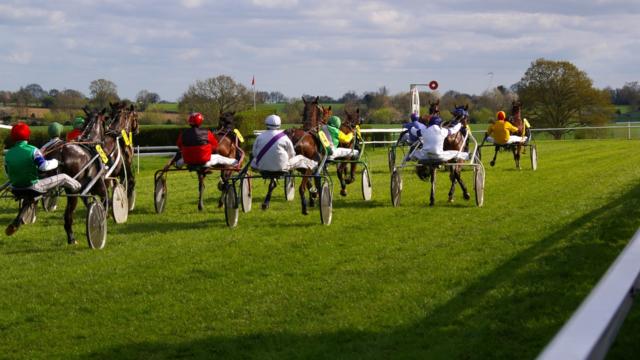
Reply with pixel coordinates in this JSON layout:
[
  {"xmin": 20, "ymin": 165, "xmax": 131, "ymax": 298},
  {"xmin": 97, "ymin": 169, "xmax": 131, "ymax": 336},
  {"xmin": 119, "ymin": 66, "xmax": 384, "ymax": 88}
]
[{"xmin": 80, "ymin": 184, "xmax": 640, "ymax": 359}]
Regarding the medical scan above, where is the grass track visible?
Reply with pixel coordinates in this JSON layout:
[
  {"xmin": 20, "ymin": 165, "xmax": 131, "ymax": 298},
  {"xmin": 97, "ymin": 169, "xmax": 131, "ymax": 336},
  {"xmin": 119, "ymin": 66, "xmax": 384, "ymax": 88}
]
[{"xmin": 1, "ymin": 140, "xmax": 640, "ymax": 358}]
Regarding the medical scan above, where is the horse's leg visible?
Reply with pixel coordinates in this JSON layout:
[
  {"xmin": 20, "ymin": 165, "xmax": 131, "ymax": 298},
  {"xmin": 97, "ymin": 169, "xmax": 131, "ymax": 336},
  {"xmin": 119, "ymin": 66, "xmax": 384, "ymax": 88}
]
[
  {"xmin": 490, "ymin": 146, "xmax": 499, "ymax": 167},
  {"xmin": 455, "ymin": 164, "xmax": 471, "ymax": 200},
  {"xmin": 263, "ymin": 178, "xmax": 277, "ymax": 210},
  {"xmin": 347, "ymin": 162, "xmax": 357, "ymax": 184},
  {"xmin": 125, "ymin": 159, "xmax": 135, "ymax": 203},
  {"xmin": 337, "ymin": 163, "xmax": 347, "ymax": 197},
  {"xmin": 309, "ymin": 174, "xmax": 321, "ymax": 207},
  {"xmin": 429, "ymin": 166, "xmax": 437, "ymax": 207},
  {"xmin": 448, "ymin": 166, "xmax": 457, "ymax": 203},
  {"xmin": 198, "ymin": 172, "xmax": 205, "ymax": 211},
  {"xmin": 514, "ymin": 145, "xmax": 521, "ymax": 170},
  {"xmin": 299, "ymin": 174, "xmax": 309, "ymax": 215},
  {"xmin": 64, "ymin": 195, "xmax": 79, "ymax": 245},
  {"xmin": 218, "ymin": 172, "xmax": 229, "ymax": 208}
]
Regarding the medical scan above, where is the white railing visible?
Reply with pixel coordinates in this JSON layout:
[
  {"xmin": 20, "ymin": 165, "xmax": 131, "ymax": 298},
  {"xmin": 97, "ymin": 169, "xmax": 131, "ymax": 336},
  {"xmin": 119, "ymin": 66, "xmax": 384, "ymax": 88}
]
[{"xmin": 538, "ymin": 228, "xmax": 640, "ymax": 359}]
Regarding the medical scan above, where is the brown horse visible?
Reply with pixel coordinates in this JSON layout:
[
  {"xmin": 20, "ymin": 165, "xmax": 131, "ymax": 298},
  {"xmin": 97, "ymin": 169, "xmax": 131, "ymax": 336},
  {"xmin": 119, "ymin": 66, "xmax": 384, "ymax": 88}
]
[
  {"xmin": 423, "ymin": 104, "xmax": 472, "ymax": 206},
  {"xmin": 335, "ymin": 108, "xmax": 362, "ymax": 196},
  {"xmin": 104, "ymin": 102, "xmax": 139, "ymax": 209},
  {"xmin": 60, "ymin": 109, "xmax": 110, "ymax": 244}
]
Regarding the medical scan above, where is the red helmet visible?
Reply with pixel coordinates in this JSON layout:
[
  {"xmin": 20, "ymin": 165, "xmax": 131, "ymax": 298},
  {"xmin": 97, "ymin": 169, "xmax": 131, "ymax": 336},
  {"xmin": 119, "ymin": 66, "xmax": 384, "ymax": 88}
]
[
  {"xmin": 188, "ymin": 112, "xmax": 204, "ymax": 126},
  {"xmin": 497, "ymin": 111, "xmax": 506, "ymax": 121},
  {"xmin": 10, "ymin": 122, "xmax": 30, "ymax": 142}
]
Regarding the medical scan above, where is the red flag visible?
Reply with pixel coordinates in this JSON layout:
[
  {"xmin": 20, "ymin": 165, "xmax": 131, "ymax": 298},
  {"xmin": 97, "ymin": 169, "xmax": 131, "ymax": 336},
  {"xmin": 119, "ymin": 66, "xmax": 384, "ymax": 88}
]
[{"xmin": 251, "ymin": 75, "xmax": 255, "ymax": 86}]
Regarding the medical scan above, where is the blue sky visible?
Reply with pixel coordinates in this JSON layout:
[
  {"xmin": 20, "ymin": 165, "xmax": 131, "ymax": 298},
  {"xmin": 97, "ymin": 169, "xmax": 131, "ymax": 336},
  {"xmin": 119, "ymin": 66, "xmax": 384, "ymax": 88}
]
[{"xmin": 1, "ymin": 0, "xmax": 638, "ymax": 101}]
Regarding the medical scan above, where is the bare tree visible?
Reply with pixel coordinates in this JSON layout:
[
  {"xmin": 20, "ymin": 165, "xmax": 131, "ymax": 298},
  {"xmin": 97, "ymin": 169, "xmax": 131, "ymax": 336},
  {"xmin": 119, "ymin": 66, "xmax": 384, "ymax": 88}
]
[
  {"xmin": 178, "ymin": 75, "xmax": 251, "ymax": 124},
  {"xmin": 89, "ymin": 79, "xmax": 119, "ymax": 109}
]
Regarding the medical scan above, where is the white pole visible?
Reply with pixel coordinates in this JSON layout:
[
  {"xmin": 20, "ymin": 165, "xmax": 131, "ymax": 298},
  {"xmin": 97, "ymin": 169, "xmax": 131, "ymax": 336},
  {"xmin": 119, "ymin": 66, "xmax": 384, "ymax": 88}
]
[{"xmin": 628, "ymin": 121, "xmax": 631, "ymax": 140}]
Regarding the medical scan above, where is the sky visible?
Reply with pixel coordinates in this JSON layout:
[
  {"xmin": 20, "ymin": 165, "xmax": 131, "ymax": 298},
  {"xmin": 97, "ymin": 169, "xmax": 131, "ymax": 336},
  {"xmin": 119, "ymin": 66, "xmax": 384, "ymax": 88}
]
[{"xmin": 1, "ymin": 0, "xmax": 639, "ymax": 102}]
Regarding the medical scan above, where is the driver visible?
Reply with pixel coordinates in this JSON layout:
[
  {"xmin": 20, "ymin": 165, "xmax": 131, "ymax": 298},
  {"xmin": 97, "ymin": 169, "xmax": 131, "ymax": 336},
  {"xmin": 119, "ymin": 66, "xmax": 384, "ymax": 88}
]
[
  {"xmin": 66, "ymin": 116, "xmax": 85, "ymax": 142},
  {"xmin": 175, "ymin": 112, "xmax": 237, "ymax": 168},
  {"xmin": 4, "ymin": 122, "xmax": 81, "ymax": 235},
  {"xmin": 413, "ymin": 115, "xmax": 468, "ymax": 162},
  {"xmin": 251, "ymin": 114, "xmax": 317, "ymax": 172},
  {"xmin": 325, "ymin": 115, "xmax": 359, "ymax": 159},
  {"xmin": 486, "ymin": 111, "xmax": 525, "ymax": 144}
]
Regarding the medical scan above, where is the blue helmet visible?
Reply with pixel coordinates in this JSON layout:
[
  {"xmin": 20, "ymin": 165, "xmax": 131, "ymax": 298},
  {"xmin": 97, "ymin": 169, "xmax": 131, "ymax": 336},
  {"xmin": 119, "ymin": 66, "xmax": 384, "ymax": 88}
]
[
  {"xmin": 410, "ymin": 112, "xmax": 420, "ymax": 122},
  {"xmin": 453, "ymin": 107, "xmax": 468, "ymax": 118},
  {"xmin": 428, "ymin": 116, "xmax": 442, "ymax": 127}
]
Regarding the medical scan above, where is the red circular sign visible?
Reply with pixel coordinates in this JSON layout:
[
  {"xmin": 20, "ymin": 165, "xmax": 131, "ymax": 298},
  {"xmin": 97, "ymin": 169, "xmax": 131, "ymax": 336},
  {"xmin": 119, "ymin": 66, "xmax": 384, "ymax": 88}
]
[{"xmin": 429, "ymin": 80, "xmax": 438, "ymax": 90}]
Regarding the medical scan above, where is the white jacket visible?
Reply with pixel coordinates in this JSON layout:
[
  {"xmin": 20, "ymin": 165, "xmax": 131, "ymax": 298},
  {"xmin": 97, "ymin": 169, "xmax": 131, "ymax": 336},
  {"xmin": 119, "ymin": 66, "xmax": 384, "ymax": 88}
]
[
  {"xmin": 251, "ymin": 130, "xmax": 296, "ymax": 172},
  {"xmin": 421, "ymin": 123, "xmax": 462, "ymax": 155}
]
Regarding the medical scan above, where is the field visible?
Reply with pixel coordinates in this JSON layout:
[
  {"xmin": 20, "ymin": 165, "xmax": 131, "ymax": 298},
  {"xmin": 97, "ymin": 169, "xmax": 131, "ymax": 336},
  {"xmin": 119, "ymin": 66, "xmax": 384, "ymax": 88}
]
[{"xmin": 2, "ymin": 140, "xmax": 640, "ymax": 358}]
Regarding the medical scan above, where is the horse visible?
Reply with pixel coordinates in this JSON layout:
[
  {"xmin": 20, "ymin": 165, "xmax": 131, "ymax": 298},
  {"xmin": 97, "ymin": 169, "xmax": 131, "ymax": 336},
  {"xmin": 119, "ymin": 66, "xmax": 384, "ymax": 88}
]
[
  {"xmin": 422, "ymin": 104, "xmax": 472, "ymax": 206},
  {"xmin": 260, "ymin": 96, "xmax": 324, "ymax": 214},
  {"xmin": 60, "ymin": 109, "xmax": 110, "ymax": 244},
  {"xmin": 490, "ymin": 101, "xmax": 526, "ymax": 169},
  {"xmin": 210, "ymin": 111, "xmax": 242, "ymax": 209},
  {"xmin": 104, "ymin": 102, "xmax": 139, "ymax": 209},
  {"xmin": 335, "ymin": 108, "xmax": 362, "ymax": 196}
]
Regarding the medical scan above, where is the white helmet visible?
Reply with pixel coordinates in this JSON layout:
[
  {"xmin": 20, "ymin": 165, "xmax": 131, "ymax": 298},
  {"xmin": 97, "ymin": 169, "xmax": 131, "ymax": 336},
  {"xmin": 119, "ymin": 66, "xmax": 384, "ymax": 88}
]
[{"xmin": 265, "ymin": 114, "xmax": 281, "ymax": 129}]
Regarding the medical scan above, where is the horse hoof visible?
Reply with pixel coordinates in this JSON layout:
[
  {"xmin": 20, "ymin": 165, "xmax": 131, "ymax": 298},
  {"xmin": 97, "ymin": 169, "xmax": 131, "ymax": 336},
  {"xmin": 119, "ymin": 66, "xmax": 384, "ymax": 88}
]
[
  {"xmin": 5, "ymin": 223, "xmax": 18, "ymax": 236},
  {"xmin": 68, "ymin": 239, "xmax": 77, "ymax": 245},
  {"xmin": 448, "ymin": 198, "xmax": 454, "ymax": 203},
  {"xmin": 429, "ymin": 202, "xmax": 435, "ymax": 207},
  {"xmin": 217, "ymin": 182, "xmax": 225, "ymax": 191},
  {"xmin": 490, "ymin": 161, "xmax": 495, "ymax": 167},
  {"xmin": 340, "ymin": 189, "xmax": 347, "ymax": 197},
  {"xmin": 463, "ymin": 193, "xmax": 471, "ymax": 201},
  {"xmin": 302, "ymin": 209, "xmax": 308, "ymax": 215},
  {"xmin": 345, "ymin": 178, "xmax": 354, "ymax": 185},
  {"xmin": 261, "ymin": 203, "xmax": 269, "ymax": 211},
  {"xmin": 198, "ymin": 205, "xmax": 204, "ymax": 211}
]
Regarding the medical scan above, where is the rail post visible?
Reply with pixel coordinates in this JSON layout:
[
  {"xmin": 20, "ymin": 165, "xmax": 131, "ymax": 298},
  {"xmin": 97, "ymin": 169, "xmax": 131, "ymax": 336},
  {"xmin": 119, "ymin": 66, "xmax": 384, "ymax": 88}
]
[{"xmin": 628, "ymin": 121, "xmax": 631, "ymax": 140}]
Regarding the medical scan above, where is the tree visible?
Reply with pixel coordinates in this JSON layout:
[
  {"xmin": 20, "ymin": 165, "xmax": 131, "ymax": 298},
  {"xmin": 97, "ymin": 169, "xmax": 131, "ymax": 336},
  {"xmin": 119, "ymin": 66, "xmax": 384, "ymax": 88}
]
[
  {"xmin": 178, "ymin": 75, "xmax": 251, "ymax": 124},
  {"xmin": 53, "ymin": 89, "xmax": 87, "ymax": 120},
  {"xmin": 515, "ymin": 58, "xmax": 613, "ymax": 139},
  {"xmin": 268, "ymin": 91, "xmax": 286, "ymax": 103},
  {"xmin": 255, "ymin": 91, "xmax": 269, "ymax": 104},
  {"xmin": 135, "ymin": 89, "xmax": 161, "ymax": 111},
  {"xmin": 12, "ymin": 87, "xmax": 32, "ymax": 118},
  {"xmin": 0, "ymin": 91, "xmax": 12, "ymax": 106},
  {"xmin": 89, "ymin": 79, "xmax": 119, "ymax": 109},
  {"xmin": 24, "ymin": 83, "xmax": 46, "ymax": 102},
  {"xmin": 338, "ymin": 91, "xmax": 360, "ymax": 104}
]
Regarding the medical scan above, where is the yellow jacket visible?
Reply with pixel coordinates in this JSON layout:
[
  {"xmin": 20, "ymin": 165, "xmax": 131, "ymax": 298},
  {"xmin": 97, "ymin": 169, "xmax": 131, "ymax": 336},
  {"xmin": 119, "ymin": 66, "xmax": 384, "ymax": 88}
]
[
  {"xmin": 338, "ymin": 130, "xmax": 354, "ymax": 146},
  {"xmin": 487, "ymin": 121, "xmax": 519, "ymax": 144}
]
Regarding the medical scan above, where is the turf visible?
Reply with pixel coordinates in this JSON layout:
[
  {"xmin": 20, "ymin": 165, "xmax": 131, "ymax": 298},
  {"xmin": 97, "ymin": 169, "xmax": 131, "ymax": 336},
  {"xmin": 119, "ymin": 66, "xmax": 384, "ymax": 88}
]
[{"xmin": 1, "ymin": 139, "xmax": 640, "ymax": 359}]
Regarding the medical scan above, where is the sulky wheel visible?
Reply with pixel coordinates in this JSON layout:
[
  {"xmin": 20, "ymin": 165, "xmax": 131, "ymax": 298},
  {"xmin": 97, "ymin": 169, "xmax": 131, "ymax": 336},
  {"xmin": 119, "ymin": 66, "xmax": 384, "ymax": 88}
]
[
  {"xmin": 111, "ymin": 183, "xmax": 129, "ymax": 224},
  {"xmin": 474, "ymin": 165, "xmax": 485, "ymax": 207},
  {"xmin": 86, "ymin": 201, "xmax": 107, "ymax": 249},
  {"xmin": 319, "ymin": 180, "xmax": 333, "ymax": 225},
  {"xmin": 388, "ymin": 147, "xmax": 396, "ymax": 172},
  {"xmin": 154, "ymin": 174, "xmax": 167, "ymax": 214},
  {"xmin": 41, "ymin": 193, "xmax": 58, "ymax": 212},
  {"xmin": 390, "ymin": 169, "xmax": 402, "ymax": 207},
  {"xmin": 531, "ymin": 144, "xmax": 538, "ymax": 171},
  {"xmin": 284, "ymin": 175, "xmax": 295, "ymax": 201},
  {"xmin": 224, "ymin": 184, "xmax": 239, "ymax": 228},
  {"xmin": 20, "ymin": 200, "xmax": 38, "ymax": 224},
  {"xmin": 361, "ymin": 167, "xmax": 372, "ymax": 201},
  {"xmin": 241, "ymin": 177, "xmax": 252, "ymax": 213},
  {"xmin": 128, "ymin": 188, "xmax": 136, "ymax": 211}
]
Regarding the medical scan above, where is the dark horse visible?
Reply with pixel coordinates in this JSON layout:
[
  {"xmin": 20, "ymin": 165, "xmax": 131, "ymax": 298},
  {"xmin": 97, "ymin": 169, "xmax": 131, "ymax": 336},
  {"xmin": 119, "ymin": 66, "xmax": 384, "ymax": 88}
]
[
  {"xmin": 336, "ymin": 108, "xmax": 362, "ymax": 197},
  {"xmin": 262, "ymin": 96, "xmax": 324, "ymax": 214},
  {"xmin": 105, "ymin": 102, "xmax": 139, "ymax": 210},
  {"xmin": 61, "ymin": 109, "xmax": 110, "ymax": 244},
  {"xmin": 422, "ymin": 104, "xmax": 472, "ymax": 206},
  {"xmin": 490, "ymin": 100, "xmax": 526, "ymax": 169}
]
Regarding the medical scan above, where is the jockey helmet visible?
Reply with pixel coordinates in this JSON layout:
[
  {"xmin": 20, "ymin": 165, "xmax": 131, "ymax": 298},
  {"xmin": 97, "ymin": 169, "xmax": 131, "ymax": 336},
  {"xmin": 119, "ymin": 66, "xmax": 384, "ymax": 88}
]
[
  {"xmin": 73, "ymin": 116, "xmax": 85, "ymax": 129},
  {"xmin": 496, "ymin": 111, "xmax": 506, "ymax": 121},
  {"xmin": 265, "ymin": 114, "xmax": 281, "ymax": 129},
  {"xmin": 48, "ymin": 122, "xmax": 63, "ymax": 138},
  {"xmin": 410, "ymin": 112, "xmax": 420, "ymax": 122},
  {"xmin": 428, "ymin": 116, "xmax": 442, "ymax": 127},
  {"xmin": 188, "ymin": 112, "xmax": 204, "ymax": 127},
  {"xmin": 328, "ymin": 115, "xmax": 341, "ymax": 128},
  {"xmin": 10, "ymin": 122, "xmax": 30, "ymax": 142},
  {"xmin": 453, "ymin": 107, "xmax": 468, "ymax": 118}
]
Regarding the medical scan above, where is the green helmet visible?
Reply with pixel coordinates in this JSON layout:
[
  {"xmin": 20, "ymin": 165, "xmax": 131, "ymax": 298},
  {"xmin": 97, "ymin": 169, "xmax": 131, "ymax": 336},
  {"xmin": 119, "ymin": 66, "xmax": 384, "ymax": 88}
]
[
  {"xmin": 73, "ymin": 116, "xmax": 85, "ymax": 130},
  {"xmin": 48, "ymin": 122, "xmax": 63, "ymax": 138},
  {"xmin": 328, "ymin": 115, "xmax": 341, "ymax": 128}
]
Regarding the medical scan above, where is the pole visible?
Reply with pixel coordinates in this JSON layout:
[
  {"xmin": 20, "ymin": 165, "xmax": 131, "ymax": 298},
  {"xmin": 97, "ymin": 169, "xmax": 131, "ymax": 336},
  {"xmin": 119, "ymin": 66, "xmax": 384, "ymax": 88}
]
[{"xmin": 628, "ymin": 121, "xmax": 631, "ymax": 140}]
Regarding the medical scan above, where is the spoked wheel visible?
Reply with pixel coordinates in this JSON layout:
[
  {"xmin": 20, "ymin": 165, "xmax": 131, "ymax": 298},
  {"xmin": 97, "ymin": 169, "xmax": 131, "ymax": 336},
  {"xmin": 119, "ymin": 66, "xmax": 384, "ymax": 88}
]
[
  {"xmin": 154, "ymin": 174, "xmax": 167, "ymax": 214},
  {"xmin": 224, "ymin": 184, "xmax": 239, "ymax": 228},
  {"xmin": 474, "ymin": 165, "xmax": 485, "ymax": 207},
  {"xmin": 241, "ymin": 177, "xmax": 252, "ymax": 213},
  {"xmin": 20, "ymin": 200, "xmax": 37, "ymax": 224},
  {"xmin": 319, "ymin": 180, "xmax": 333, "ymax": 225},
  {"xmin": 41, "ymin": 193, "xmax": 58, "ymax": 212},
  {"xmin": 86, "ymin": 201, "xmax": 107, "ymax": 249},
  {"xmin": 284, "ymin": 175, "xmax": 295, "ymax": 201},
  {"xmin": 388, "ymin": 147, "xmax": 396, "ymax": 172},
  {"xmin": 390, "ymin": 169, "xmax": 402, "ymax": 207},
  {"xmin": 531, "ymin": 144, "xmax": 538, "ymax": 171},
  {"xmin": 111, "ymin": 183, "xmax": 129, "ymax": 224},
  {"xmin": 361, "ymin": 167, "xmax": 372, "ymax": 201}
]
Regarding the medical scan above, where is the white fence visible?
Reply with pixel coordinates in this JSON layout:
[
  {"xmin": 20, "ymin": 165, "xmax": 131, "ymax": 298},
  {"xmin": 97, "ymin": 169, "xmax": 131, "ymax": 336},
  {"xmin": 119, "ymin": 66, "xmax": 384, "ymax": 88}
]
[{"xmin": 538, "ymin": 228, "xmax": 640, "ymax": 359}]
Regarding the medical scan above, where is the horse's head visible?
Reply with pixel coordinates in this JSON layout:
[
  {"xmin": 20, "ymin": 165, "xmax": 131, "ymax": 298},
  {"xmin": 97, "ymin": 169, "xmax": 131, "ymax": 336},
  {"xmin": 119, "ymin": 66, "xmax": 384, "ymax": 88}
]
[
  {"xmin": 428, "ymin": 99, "xmax": 440, "ymax": 117},
  {"xmin": 510, "ymin": 100, "xmax": 522, "ymax": 125},
  {"xmin": 218, "ymin": 111, "xmax": 236, "ymax": 131},
  {"xmin": 79, "ymin": 108, "xmax": 107, "ymax": 142},
  {"xmin": 108, "ymin": 102, "xmax": 139, "ymax": 135},
  {"xmin": 321, "ymin": 106, "xmax": 332, "ymax": 124},
  {"xmin": 302, "ymin": 96, "xmax": 323, "ymax": 131},
  {"xmin": 343, "ymin": 108, "xmax": 362, "ymax": 130},
  {"xmin": 450, "ymin": 104, "xmax": 470, "ymax": 127}
]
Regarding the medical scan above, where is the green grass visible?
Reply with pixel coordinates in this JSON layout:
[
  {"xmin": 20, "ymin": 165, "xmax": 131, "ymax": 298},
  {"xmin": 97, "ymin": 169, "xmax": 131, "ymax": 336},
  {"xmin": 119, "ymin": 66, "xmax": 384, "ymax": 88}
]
[
  {"xmin": 2, "ymin": 140, "xmax": 640, "ymax": 358},
  {"xmin": 147, "ymin": 103, "xmax": 179, "ymax": 112}
]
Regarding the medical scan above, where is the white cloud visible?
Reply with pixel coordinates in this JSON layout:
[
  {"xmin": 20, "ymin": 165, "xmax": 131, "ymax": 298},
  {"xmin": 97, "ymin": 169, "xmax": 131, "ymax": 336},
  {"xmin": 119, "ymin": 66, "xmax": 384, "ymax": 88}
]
[
  {"xmin": 182, "ymin": 0, "xmax": 204, "ymax": 9},
  {"xmin": 4, "ymin": 51, "xmax": 33, "ymax": 65},
  {"xmin": 250, "ymin": 0, "xmax": 299, "ymax": 8},
  {"xmin": 178, "ymin": 48, "xmax": 202, "ymax": 61}
]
